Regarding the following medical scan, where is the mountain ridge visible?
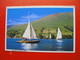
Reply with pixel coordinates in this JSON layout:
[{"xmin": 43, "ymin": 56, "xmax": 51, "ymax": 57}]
[{"xmin": 7, "ymin": 12, "xmax": 73, "ymax": 38}]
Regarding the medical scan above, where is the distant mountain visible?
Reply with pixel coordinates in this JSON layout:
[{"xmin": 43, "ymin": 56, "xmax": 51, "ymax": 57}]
[
  {"xmin": 8, "ymin": 12, "xmax": 73, "ymax": 30},
  {"xmin": 7, "ymin": 25, "xmax": 13, "ymax": 29},
  {"xmin": 7, "ymin": 12, "xmax": 73, "ymax": 38},
  {"xmin": 32, "ymin": 12, "xmax": 73, "ymax": 28}
]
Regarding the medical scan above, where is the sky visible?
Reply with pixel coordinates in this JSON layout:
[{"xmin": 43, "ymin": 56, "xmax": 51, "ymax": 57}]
[{"xmin": 7, "ymin": 8, "xmax": 73, "ymax": 25}]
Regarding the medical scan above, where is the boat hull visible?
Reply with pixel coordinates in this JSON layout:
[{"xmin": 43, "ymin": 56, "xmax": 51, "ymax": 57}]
[
  {"xmin": 56, "ymin": 40, "xmax": 63, "ymax": 42},
  {"xmin": 16, "ymin": 40, "xmax": 40, "ymax": 43},
  {"xmin": 25, "ymin": 40, "xmax": 40, "ymax": 43}
]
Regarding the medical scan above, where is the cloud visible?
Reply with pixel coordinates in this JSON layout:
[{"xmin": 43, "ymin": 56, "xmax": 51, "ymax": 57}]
[
  {"xmin": 15, "ymin": 19, "xmax": 28, "ymax": 21},
  {"xmin": 7, "ymin": 14, "xmax": 41, "ymax": 25},
  {"xmin": 14, "ymin": 14, "xmax": 40, "ymax": 22},
  {"xmin": 8, "ymin": 19, "xmax": 13, "ymax": 22},
  {"xmin": 7, "ymin": 20, "xmax": 28, "ymax": 25},
  {"xmin": 21, "ymin": 14, "xmax": 39, "ymax": 19},
  {"xmin": 7, "ymin": 18, "xmax": 27, "ymax": 25}
]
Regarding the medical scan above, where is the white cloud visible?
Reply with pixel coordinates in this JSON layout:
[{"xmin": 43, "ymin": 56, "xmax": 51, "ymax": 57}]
[
  {"xmin": 21, "ymin": 14, "xmax": 39, "ymax": 19},
  {"xmin": 15, "ymin": 19, "xmax": 27, "ymax": 21},
  {"xmin": 8, "ymin": 19, "xmax": 13, "ymax": 22},
  {"xmin": 7, "ymin": 14, "xmax": 40, "ymax": 25}
]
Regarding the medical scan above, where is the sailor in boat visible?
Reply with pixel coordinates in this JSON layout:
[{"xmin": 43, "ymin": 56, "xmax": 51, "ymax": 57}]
[
  {"xmin": 16, "ymin": 38, "xmax": 27, "ymax": 43},
  {"xmin": 22, "ymin": 38, "xmax": 28, "ymax": 41}
]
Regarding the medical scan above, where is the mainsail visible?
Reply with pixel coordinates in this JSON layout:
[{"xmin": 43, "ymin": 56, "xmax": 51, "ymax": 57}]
[
  {"xmin": 22, "ymin": 21, "xmax": 31, "ymax": 39},
  {"xmin": 22, "ymin": 13, "xmax": 37, "ymax": 39},
  {"xmin": 56, "ymin": 28, "xmax": 62, "ymax": 40}
]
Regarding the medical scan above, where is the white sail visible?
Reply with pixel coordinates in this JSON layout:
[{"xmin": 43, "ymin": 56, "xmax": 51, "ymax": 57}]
[
  {"xmin": 22, "ymin": 12, "xmax": 37, "ymax": 39},
  {"xmin": 56, "ymin": 28, "xmax": 62, "ymax": 40},
  {"xmin": 30, "ymin": 24, "xmax": 37, "ymax": 39},
  {"xmin": 22, "ymin": 21, "xmax": 30, "ymax": 39},
  {"xmin": 49, "ymin": 34, "xmax": 52, "ymax": 39}
]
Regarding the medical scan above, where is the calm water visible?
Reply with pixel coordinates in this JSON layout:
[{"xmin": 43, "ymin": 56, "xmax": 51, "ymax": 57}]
[{"xmin": 6, "ymin": 39, "xmax": 73, "ymax": 51}]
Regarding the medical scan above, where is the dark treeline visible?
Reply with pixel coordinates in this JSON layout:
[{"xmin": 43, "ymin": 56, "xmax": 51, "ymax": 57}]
[
  {"xmin": 7, "ymin": 30, "xmax": 23, "ymax": 38},
  {"xmin": 7, "ymin": 26, "xmax": 73, "ymax": 39},
  {"xmin": 7, "ymin": 29, "xmax": 73, "ymax": 39},
  {"xmin": 64, "ymin": 26, "xmax": 73, "ymax": 32}
]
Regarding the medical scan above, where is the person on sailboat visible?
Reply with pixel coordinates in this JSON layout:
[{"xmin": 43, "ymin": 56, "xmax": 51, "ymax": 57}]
[{"xmin": 22, "ymin": 37, "xmax": 28, "ymax": 40}]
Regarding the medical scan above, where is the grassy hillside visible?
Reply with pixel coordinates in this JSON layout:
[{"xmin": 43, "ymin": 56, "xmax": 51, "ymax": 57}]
[
  {"xmin": 32, "ymin": 12, "xmax": 73, "ymax": 28},
  {"xmin": 7, "ymin": 12, "xmax": 73, "ymax": 39}
]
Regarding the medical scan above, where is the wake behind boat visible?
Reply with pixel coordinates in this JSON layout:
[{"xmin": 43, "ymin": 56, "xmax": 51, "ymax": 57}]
[{"xmin": 16, "ymin": 12, "xmax": 40, "ymax": 43}]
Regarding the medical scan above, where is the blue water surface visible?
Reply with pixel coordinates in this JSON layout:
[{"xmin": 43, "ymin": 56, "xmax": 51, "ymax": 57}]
[{"xmin": 6, "ymin": 39, "xmax": 73, "ymax": 51}]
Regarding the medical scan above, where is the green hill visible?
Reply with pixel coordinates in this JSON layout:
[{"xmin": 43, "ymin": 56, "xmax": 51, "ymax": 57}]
[
  {"xmin": 32, "ymin": 12, "xmax": 73, "ymax": 28},
  {"xmin": 7, "ymin": 12, "xmax": 73, "ymax": 39}
]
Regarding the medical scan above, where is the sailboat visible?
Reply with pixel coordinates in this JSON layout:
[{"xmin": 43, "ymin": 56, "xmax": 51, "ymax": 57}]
[
  {"xmin": 56, "ymin": 28, "xmax": 62, "ymax": 42},
  {"xmin": 49, "ymin": 34, "xmax": 52, "ymax": 39},
  {"xmin": 16, "ymin": 12, "xmax": 40, "ymax": 43},
  {"xmin": 14, "ymin": 36, "xmax": 16, "ymax": 39}
]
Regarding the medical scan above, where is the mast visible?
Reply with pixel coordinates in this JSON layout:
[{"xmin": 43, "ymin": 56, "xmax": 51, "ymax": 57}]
[
  {"xmin": 22, "ymin": 11, "xmax": 37, "ymax": 39},
  {"xmin": 28, "ymin": 11, "xmax": 31, "ymax": 40},
  {"xmin": 22, "ymin": 11, "xmax": 31, "ymax": 39}
]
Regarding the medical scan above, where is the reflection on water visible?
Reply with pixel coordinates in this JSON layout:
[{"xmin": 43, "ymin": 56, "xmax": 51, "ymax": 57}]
[
  {"xmin": 7, "ymin": 39, "xmax": 73, "ymax": 51},
  {"xmin": 21, "ymin": 43, "xmax": 38, "ymax": 50},
  {"xmin": 56, "ymin": 40, "xmax": 63, "ymax": 51}
]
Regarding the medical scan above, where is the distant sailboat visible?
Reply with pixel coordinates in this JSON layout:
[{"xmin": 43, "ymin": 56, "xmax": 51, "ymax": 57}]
[
  {"xmin": 14, "ymin": 35, "xmax": 16, "ymax": 39},
  {"xmin": 16, "ymin": 12, "xmax": 40, "ymax": 43},
  {"xmin": 49, "ymin": 34, "xmax": 52, "ymax": 39},
  {"xmin": 56, "ymin": 28, "xmax": 62, "ymax": 41}
]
